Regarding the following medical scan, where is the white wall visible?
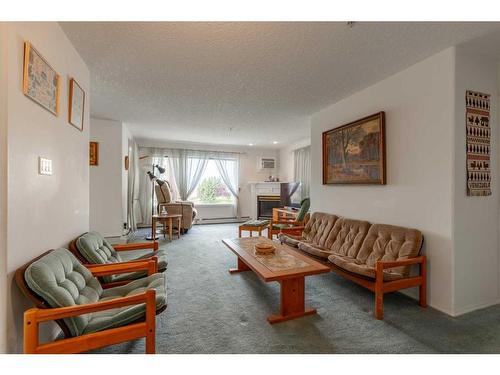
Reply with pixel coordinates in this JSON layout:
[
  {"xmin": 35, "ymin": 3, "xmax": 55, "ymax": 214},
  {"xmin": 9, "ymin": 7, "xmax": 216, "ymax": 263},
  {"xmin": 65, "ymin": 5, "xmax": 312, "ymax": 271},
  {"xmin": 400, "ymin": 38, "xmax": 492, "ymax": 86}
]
[
  {"xmin": 137, "ymin": 139, "xmax": 279, "ymax": 220},
  {"xmin": 278, "ymin": 138, "xmax": 310, "ymax": 182},
  {"xmin": 310, "ymin": 49, "xmax": 456, "ymax": 315},
  {"xmin": 90, "ymin": 118, "xmax": 124, "ymax": 237},
  {"xmin": 4, "ymin": 22, "xmax": 90, "ymax": 353},
  {"xmin": 0, "ymin": 23, "xmax": 8, "ymax": 354},
  {"xmin": 452, "ymin": 47, "xmax": 500, "ymax": 315}
]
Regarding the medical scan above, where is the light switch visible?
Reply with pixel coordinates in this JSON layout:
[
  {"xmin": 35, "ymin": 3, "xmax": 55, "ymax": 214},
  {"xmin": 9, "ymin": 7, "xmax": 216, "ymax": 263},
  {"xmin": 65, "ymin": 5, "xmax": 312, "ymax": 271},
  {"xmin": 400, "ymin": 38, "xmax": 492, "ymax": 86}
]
[{"xmin": 39, "ymin": 157, "xmax": 53, "ymax": 175}]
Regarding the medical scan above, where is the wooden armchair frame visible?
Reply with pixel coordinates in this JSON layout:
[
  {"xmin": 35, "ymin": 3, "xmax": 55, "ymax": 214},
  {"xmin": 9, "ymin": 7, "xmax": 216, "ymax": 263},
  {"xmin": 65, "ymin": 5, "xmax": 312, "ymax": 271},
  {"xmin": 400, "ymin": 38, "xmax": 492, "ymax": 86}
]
[
  {"xmin": 268, "ymin": 214, "xmax": 309, "ymax": 240},
  {"xmin": 15, "ymin": 251, "xmax": 164, "ymax": 354}
]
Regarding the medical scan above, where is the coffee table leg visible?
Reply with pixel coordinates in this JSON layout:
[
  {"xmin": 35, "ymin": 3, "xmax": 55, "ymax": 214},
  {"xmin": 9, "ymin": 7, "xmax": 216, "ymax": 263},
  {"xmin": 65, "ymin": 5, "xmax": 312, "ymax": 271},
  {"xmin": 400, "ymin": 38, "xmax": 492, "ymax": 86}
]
[
  {"xmin": 267, "ymin": 276, "xmax": 316, "ymax": 324},
  {"xmin": 229, "ymin": 257, "xmax": 250, "ymax": 274}
]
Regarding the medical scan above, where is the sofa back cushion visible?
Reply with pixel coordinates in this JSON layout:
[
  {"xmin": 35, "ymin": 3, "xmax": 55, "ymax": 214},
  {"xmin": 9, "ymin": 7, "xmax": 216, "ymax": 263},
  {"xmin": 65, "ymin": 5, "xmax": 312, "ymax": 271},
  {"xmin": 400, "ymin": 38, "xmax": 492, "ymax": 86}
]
[
  {"xmin": 302, "ymin": 212, "xmax": 338, "ymax": 247},
  {"xmin": 356, "ymin": 224, "xmax": 423, "ymax": 277},
  {"xmin": 324, "ymin": 217, "xmax": 371, "ymax": 258},
  {"xmin": 24, "ymin": 248, "xmax": 103, "ymax": 337},
  {"xmin": 76, "ymin": 231, "xmax": 121, "ymax": 265}
]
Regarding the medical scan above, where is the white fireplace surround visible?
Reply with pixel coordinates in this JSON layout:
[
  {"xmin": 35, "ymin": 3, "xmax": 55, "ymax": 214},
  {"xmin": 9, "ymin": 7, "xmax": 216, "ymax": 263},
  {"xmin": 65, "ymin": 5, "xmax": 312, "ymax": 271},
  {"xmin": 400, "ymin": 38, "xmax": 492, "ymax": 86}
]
[{"xmin": 249, "ymin": 182, "xmax": 282, "ymax": 219}]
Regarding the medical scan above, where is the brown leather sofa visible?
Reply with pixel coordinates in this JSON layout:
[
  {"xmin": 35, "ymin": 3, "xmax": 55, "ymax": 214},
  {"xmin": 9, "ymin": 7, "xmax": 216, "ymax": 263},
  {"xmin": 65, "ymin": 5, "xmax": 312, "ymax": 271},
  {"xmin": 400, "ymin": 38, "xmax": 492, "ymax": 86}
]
[
  {"xmin": 155, "ymin": 182, "xmax": 197, "ymax": 233},
  {"xmin": 279, "ymin": 212, "xmax": 426, "ymax": 319}
]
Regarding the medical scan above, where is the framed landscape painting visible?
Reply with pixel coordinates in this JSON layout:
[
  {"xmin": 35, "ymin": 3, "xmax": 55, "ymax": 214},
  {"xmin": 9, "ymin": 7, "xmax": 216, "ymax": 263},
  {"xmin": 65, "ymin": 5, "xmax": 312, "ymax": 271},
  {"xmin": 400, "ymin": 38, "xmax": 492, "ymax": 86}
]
[
  {"xmin": 68, "ymin": 78, "xmax": 85, "ymax": 131},
  {"xmin": 23, "ymin": 42, "xmax": 60, "ymax": 115},
  {"xmin": 323, "ymin": 112, "xmax": 386, "ymax": 185}
]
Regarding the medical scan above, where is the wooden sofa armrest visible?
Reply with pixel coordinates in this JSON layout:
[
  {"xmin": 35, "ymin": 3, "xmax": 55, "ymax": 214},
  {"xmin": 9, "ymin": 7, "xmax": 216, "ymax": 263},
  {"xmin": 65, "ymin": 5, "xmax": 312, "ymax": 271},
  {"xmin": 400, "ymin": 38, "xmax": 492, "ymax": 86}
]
[
  {"xmin": 86, "ymin": 257, "xmax": 158, "ymax": 277},
  {"xmin": 24, "ymin": 289, "xmax": 156, "ymax": 354},
  {"xmin": 113, "ymin": 242, "xmax": 159, "ymax": 251},
  {"xmin": 377, "ymin": 256, "xmax": 426, "ymax": 270}
]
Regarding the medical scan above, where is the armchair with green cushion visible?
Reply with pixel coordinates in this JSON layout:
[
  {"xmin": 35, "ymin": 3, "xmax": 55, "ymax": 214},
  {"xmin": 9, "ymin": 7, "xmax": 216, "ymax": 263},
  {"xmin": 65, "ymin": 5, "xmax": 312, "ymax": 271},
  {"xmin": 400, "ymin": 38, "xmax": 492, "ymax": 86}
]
[
  {"xmin": 70, "ymin": 231, "xmax": 168, "ymax": 286},
  {"xmin": 268, "ymin": 197, "xmax": 311, "ymax": 239},
  {"xmin": 15, "ymin": 248, "xmax": 167, "ymax": 354}
]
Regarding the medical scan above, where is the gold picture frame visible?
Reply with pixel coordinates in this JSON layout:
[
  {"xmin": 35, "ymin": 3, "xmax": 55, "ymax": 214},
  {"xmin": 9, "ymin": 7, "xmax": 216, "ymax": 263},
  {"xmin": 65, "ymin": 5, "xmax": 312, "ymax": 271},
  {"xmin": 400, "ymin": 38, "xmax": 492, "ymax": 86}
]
[
  {"xmin": 90, "ymin": 142, "xmax": 99, "ymax": 166},
  {"xmin": 68, "ymin": 78, "xmax": 85, "ymax": 131},
  {"xmin": 23, "ymin": 42, "xmax": 61, "ymax": 115},
  {"xmin": 323, "ymin": 112, "xmax": 386, "ymax": 185}
]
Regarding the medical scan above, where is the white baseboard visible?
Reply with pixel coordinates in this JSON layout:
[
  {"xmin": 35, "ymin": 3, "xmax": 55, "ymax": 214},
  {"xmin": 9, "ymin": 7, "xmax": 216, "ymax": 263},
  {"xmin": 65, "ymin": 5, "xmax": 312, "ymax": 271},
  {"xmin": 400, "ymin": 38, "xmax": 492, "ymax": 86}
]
[
  {"xmin": 196, "ymin": 216, "xmax": 250, "ymax": 225},
  {"xmin": 451, "ymin": 298, "xmax": 500, "ymax": 317}
]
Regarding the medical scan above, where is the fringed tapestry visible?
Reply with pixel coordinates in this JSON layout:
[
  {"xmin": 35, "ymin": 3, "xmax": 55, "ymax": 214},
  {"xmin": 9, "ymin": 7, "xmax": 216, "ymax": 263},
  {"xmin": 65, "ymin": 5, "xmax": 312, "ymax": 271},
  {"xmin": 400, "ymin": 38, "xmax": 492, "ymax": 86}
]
[{"xmin": 466, "ymin": 90, "xmax": 491, "ymax": 196}]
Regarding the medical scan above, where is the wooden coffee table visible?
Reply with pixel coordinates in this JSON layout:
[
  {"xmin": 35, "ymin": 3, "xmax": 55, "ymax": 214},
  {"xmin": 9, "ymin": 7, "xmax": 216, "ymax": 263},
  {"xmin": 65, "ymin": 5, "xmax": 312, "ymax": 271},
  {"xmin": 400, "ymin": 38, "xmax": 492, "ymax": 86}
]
[{"xmin": 222, "ymin": 237, "xmax": 330, "ymax": 324}]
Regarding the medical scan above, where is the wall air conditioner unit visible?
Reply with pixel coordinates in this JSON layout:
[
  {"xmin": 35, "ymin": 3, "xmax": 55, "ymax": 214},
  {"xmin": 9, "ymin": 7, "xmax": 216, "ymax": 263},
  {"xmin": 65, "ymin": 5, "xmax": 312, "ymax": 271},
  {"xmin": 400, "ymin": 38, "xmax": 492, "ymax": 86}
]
[{"xmin": 258, "ymin": 157, "xmax": 276, "ymax": 171}]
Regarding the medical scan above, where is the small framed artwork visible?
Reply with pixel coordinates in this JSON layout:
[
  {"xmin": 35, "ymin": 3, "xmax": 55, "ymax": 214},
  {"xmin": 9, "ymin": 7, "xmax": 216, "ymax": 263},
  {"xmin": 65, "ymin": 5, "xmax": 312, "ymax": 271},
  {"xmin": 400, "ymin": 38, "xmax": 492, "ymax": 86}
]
[
  {"xmin": 89, "ymin": 142, "xmax": 99, "ymax": 166},
  {"xmin": 68, "ymin": 78, "xmax": 85, "ymax": 131},
  {"xmin": 323, "ymin": 111, "xmax": 386, "ymax": 185},
  {"xmin": 23, "ymin": 41, "xmax": 61, "ymax": 115}
]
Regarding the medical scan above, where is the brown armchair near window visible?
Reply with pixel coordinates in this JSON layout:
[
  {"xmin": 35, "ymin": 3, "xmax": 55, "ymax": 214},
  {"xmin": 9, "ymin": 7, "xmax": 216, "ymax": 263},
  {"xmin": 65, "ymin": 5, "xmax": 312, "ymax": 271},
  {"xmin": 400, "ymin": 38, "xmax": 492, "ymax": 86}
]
[{"xmin": 155, "ymin": 182, "xmax": 197, "ymax": 233}]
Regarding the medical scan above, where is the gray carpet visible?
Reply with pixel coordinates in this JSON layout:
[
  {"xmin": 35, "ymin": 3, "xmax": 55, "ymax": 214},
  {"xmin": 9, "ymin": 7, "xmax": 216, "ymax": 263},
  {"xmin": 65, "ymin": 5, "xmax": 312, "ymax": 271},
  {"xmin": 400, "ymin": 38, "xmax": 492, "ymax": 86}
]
[{"xmin": 93, "ymin": 223, "xmax": 500, "ymax": 354}]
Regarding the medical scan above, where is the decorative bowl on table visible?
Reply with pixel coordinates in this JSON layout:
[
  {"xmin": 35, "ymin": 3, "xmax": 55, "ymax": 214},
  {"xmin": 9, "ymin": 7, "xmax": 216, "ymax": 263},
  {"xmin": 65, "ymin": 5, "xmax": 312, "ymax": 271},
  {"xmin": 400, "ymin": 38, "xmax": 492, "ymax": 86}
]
[{"xmin": 254, "ymin": 242, "xmax": 276, "ymax": 255}]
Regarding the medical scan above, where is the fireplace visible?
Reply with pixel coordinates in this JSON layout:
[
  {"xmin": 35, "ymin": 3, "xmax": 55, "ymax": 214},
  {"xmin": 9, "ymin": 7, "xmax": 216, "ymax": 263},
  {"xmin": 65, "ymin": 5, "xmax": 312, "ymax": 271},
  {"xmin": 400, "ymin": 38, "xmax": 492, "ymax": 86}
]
[{"xmin": 257, "ymin": 195, "xmax": 280, "ymax": 219}]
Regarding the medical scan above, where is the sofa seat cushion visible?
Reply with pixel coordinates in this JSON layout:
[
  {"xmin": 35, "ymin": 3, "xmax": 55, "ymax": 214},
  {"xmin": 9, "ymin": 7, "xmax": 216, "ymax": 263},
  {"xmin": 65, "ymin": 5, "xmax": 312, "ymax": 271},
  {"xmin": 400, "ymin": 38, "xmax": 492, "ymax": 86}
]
[
  {"xmin": 355, "ymin": 224, "xmax": 423, "ymax": 278},
  {"xmin": 84, "ymin": 273, "xmax": 167, "ymax": 334},
  {"xmin": 328, "ymin": 254, "xmax": 403, "ymax": 281},
  {"xmin": 24, "ymin": 249, "xmax": 104, "ymax": 337},
  {"xmin": 110, "ymin": 249, "xmax": 168, "ymax": 282},
  {"xmin": 297, "ymin": 241, "xmax": 333, "ymax": 259}
]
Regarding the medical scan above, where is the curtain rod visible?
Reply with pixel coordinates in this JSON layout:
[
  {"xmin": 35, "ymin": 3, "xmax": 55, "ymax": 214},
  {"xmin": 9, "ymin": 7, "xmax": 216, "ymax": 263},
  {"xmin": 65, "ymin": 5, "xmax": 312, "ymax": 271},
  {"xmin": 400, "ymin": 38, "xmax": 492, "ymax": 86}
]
[{"xmin": 139, "ymin": 146, "xmax": 247, "ymax": 155}]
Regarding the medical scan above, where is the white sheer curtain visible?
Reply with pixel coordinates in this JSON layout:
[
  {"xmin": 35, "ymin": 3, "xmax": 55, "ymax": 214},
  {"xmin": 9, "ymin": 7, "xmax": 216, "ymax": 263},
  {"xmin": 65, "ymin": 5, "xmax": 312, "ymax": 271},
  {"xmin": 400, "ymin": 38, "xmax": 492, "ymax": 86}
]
[
  {"xmin": 294, "ymin": 146, "xmax": 311, "ymax": 200},
  {"xmin": 170, "ymin": 149, "xmax": 209, "ymax": 201},
  {"xmin": 127, "ymin": 141, "xmax": 140, "ymax": 233},
  {"xmin": 215, "ymin": 156, "xmax": 240, "ymax": 218}
]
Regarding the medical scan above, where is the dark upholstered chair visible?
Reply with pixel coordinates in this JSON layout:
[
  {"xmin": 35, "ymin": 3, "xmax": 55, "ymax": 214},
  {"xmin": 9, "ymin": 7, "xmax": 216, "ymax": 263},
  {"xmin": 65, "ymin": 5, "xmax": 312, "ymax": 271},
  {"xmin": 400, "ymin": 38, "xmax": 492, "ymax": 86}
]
[
  {"xmin": 15, "ymin": 248, "xmax": 167, "ymax": 354},
  {"xmin": 70, "ymin": 231, "xmax": 167, "ymax": 285}
]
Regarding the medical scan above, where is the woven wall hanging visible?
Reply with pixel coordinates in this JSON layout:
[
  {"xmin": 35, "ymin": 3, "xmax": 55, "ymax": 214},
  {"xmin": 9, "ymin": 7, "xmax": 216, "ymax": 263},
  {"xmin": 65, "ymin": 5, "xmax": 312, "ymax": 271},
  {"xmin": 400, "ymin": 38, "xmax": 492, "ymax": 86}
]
[{"xmin": 466, "ymin": 90, "xmax": 491, "ymax": 196}]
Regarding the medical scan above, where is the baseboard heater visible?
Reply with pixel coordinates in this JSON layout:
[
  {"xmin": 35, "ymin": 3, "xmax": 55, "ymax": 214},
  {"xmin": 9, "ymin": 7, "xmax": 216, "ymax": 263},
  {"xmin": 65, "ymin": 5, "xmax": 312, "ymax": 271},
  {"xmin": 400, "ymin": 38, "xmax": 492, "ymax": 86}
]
[{"xmin": 196, "ymin": 216, "xmax": 250, "ymax": 225}]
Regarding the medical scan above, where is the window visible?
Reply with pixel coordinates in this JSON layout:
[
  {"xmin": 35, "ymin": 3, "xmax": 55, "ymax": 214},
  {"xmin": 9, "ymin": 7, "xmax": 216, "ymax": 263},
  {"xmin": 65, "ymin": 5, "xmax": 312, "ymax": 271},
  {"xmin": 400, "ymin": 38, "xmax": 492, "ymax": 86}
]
[{"xmin": 189, "ymin": 159, "xmax": 236, "ymax": 205}]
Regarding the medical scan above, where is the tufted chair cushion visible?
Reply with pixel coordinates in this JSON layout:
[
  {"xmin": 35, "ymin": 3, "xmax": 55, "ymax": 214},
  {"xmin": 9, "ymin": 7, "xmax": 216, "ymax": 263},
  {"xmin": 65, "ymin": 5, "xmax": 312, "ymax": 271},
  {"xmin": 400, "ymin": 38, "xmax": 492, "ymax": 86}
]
[
  {"xmin": 354, "ymin": 223, "xmax": 423, "ymax": 278},
  {"xmin": 301, "ymin": 212, "xmax": 338, "ymax": 247},
  {"xmin": 76, "ymin": 231, "xmax": 122, "ymax": 265},
  {"xmin": 84, "ymin": 273, "xmax": 167, "ymax": 334},
  {"xmin": 24, "ymin": 248, "xmax": 103, "ymax": 337}
]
